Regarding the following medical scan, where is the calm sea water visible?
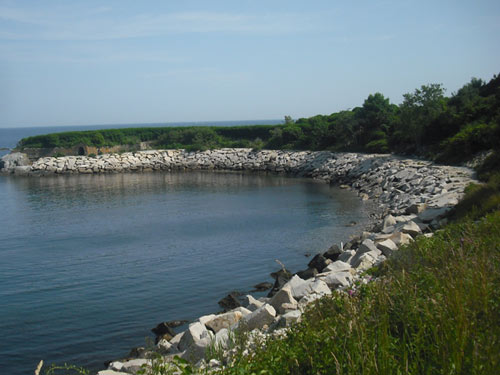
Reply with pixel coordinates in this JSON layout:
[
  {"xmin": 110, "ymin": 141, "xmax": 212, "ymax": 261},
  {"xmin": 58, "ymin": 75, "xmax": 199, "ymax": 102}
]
[{"xmin": 0, "ymin": 125, "xmax": 371, "ymax": 375}]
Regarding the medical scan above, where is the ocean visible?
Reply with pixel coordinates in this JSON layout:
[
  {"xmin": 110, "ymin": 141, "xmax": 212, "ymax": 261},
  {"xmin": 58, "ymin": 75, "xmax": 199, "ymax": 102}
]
[{"xmin": 0, "ymin": 123, "xmax": 371, "ymax": 375}]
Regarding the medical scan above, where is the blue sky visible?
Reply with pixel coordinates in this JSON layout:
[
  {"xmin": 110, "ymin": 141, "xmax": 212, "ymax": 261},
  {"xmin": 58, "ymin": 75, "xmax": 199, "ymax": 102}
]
[{"xmin": 1, "ymin": 0, "xmax": 499, "ymax": 128}]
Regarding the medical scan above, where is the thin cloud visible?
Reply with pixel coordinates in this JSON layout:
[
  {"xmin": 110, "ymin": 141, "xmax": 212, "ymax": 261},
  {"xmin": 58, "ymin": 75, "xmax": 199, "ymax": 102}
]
[{"xmin": 0, "ymin": 6, "xmax": 322, "ymax": 41}]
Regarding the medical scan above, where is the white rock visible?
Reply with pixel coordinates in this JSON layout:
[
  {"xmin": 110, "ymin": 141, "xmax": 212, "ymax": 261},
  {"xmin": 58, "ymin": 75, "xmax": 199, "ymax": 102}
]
[
  {"xmin": 338, "ymin": 250, "xmax": 355, "ymax": 263},
  {"xmin": 323, "ymin": 260, "xmax": 351, "ymax": 273},
  {"xmin": 399, "ymin": 221, "xmax": 422, "ymax": 237},
  {"xmin": 269, "ymin": 286, "xmax": 298, "ymax": 314},
  {"xmin": 181, "ymin": 334, "xmax": 213, "ymax": 364},
  {"xmin": 243, "ymin": 295, "xmax": 264, "ymax": 312},
  {"xmin": 376, "ymin": 238, "xmax": 398, "ymax": 257},
  {"xmin": 318, "ymin": 271, "xmax": 353, "ymax": 288},
  {"xmin": 383, "ymin": 214, "xmax": 397, "ymax": 229},
  {"xmin": 276, "ymin": 310, "xmax": 302, "ymax": 328},
  {"xmin": 298, "ymin": 293, "xmax": 324, "ymax": 311},
  {"xmin": 240, "ymin": 304, "xmax": 276, "ymax": 331},
  {"xmin": 214, "ymin": 328, "xmax": 230, "ymax": 349},
  {"xmin": 119, "ymin": 359, "xmax": 150, "ymax": 374},
  {"xmin": 198, "ymin": 314, "xmax": 216, "ymax": 326},
  {"xmin": 205, "ymin": 311, "xmax": 243, "ymax": 333},
  {"xmin": 353, "ymin": 252, "xmax": 378, "ymax": 271},
  {"xmin": 98, "ymin": 370, "xmax": 130, "ymax": 375},
  {"xmin": 230, "ymin": 306, "xmax": 252, "ymax": 316},
  {"xmin": 157, "ymin": 339, "xmax": 173, "ymax": 354},
  {"xmin": 284, "ymin": 276, "xmax": 331, "ymax": 300},
  {"xmin": 169, "ymin": 331, "xmax": 184, "ymax": 348},
  {"xmin": 389, "ymin": 232, "xmax": 414, "ymax": 246},
  {"xmin": 178, "ymin": 322, "xmax": 214, "ymax": 352}
]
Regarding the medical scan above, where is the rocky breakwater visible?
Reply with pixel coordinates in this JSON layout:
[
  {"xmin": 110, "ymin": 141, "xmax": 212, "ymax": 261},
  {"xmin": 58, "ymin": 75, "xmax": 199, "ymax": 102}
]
[{"xmin": 15, "ymin": 148, "xmax": 473, "ymax": 213}]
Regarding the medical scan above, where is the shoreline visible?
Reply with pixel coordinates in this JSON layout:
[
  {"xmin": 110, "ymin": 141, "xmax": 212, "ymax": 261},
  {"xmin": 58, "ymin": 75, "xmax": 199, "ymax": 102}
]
[{"xmin": 2, "ymin": 149, "xmax": 477, "ymax": 374}]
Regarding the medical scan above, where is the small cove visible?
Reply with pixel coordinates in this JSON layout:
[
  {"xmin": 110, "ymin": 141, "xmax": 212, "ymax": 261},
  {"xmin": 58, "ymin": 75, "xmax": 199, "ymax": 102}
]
[{"xmin": 0, "ymin": 171, "xmax": 373, "ymax": 375}]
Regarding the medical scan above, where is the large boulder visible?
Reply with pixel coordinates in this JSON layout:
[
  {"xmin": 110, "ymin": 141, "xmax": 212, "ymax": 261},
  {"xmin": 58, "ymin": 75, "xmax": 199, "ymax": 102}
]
[
  {"xmin": 318, "ymin": 271, "xmax": 353, "ymax": 289},
  {"xmin": 418, "ymin": 207, "xmax": 450, "ymax": 223},
  {"xmin": 151, "ymin": 322, "xmax": 176, "ymax": 342},
  {"xmin": 267, "ymin": 268, "xmax": 292, "ymax": 297},
  {"xmin": 178, "ymin": 322, "xmax": 214, "ymax": 352},
  {"xmin": 323, "ymin": 244, "xmax": 342, "ymax": 261},
  {"xmin": 337, "ymin": 250, "xmax": 355, "ymax": 263},
  {"xmin": 269, "ymin": 286, "xmax": 297, "ymax": 314},
  {"xmin": 376, "ymin": 238, "xmax": 398, "ymax": 257},
  {"xmin": 218, "ymin": 292, "xmax": 241, "ymax": 311},
  {"xmin": 307, "ymin": 253, "xmax": 331, "ymax": 272},
  {"xmin": 239, "ymin": 304, "xmax": 276, "ymax": 331},
  {"xmin": 295, "ymin": 267, "xmax": 318, "ymax": 280},
  {"xmin": 389, "ymin": 232, "xmax": 414, "ymax": 246},
  {"xmin": 349, "ymin": 239, "xmax": 381, "ymax": 268},
  {"xmin": 109, "ymin": 359, "xmax": 150, "ymax": 375},
  {"xmin": 284, "ymin": 275, "xmax": 331, "ymax": 300},
  {"xmin": 399, "ymin": 221, "xmax": 422, "ymax": 237},
  {"xmin": 0, "ymin": 152, "xmax": 30, "ymax": 171},
  {"xmin": 383, "ymin": 214, "xmax": 397, "ymax": 229},
  {"xmin": 243, "ymin": 295, "xmax": 264, "ymax": 312},
  {"xmin": 205, "ymin": 311, "xmax": 243, "ymax": 333},
  {"xmin": 275, "ymin": 310, "xmax": 302, "ymax": 328},
  {"xmin": 323, "ymin": 260, "xmax": 351, "ymax": 273}
]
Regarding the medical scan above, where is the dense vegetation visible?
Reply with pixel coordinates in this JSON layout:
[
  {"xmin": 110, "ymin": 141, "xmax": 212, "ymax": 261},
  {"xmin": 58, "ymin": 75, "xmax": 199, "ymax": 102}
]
[
  {"xmin": 214, "ymin": 213, "xmax": 500, "ymax": 375},
  {"xmin": 18, "ymin": 73, "xmax": 500, "ymax": 166}
]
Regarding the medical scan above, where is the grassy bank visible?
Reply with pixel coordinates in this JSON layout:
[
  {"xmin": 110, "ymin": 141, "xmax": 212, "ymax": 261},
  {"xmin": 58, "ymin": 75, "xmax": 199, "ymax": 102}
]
[{"xmin": 212, "ymin": 211, "xmax": 500, "ymax": 375}]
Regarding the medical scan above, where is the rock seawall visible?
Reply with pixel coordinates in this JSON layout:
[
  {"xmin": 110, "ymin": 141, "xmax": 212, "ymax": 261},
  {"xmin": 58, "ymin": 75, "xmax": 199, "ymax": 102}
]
[{"xmin": 3, "ymin": 148, "xmax": 474, "ymax": 214}]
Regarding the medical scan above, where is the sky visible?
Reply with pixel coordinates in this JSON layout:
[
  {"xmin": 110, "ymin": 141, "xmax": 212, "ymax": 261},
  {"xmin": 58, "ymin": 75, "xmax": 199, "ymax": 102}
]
[{"xmin": 0, "ymin": 0, "xmax": 499, "ymax": 128}]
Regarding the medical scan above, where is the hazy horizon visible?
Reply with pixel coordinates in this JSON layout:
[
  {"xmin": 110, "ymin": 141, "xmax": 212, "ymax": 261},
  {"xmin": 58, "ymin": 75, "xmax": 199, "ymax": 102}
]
[{"xmin": 1, "ymin": 0, "xmax": 499, "ymax": 128}]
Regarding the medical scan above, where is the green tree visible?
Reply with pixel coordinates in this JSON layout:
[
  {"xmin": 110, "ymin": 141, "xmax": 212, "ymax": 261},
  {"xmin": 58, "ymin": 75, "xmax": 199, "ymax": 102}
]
[
  {"xmin": 354, "ymin": 93, "xmax": 396, "ymax": 151},
  {"xmin": 396, "ymin": 83, "xmax": 446, "ymax": 151}
]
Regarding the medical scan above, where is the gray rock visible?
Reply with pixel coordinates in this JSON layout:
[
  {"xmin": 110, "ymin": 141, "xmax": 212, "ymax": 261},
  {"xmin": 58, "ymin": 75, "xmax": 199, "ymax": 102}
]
[
  {"xmin": 230, "ymin": 306, "xmax": 252, "ymax": 316},
  {"xmin": 214, "ymin": 328, "xmax": 230, "ymax": 349},
  {"xmin": 406, "ymin": 203, "xmax": 427, "ymax": 214},
  {"xmin": 354, "ymin": 252, "xmax": 379, "ymax": 271},
  {"xmin": 205, "ymin": 311, "xmax": 243, "ymax": 333},
  {"xmin": 399, "ymin": 221, "xmax": 422, "ymax": 237},
  {"xmin": 284, "ymin": 276, "xmax": 331, "ymax": 300},
  {"xmin": 243, "ymin": 295, "xmax": 264, "ymax": 312},
  {"xmin": 157, "ymin": 339, "xmax": 174, "ymax": 354},
  {"xmin": 376, "ymin": 238, "xmax": 398, "ymax": 257},
  {"xmin": 383, "ymin": 214, "xmax": 397, "ymax": 229},
  {"xmin": 240, "ymin": 304, "xmax": 276, "ymax": 331},
  {"xmin": 323, "ymin": 260, "xmax": 351, "ymax": 273},
  {"xmin": 98, "ymin": 370, "xmax": 130, "ymax": 375},
  {"xmin": 349, "ymin": 239, "xmax": 381, "ymax": 268},
  {"xmin": 1, "ymin": 152, "xmax": 30, "ymax": 171},
  {"xmin": 178, "ymin": 322, "xmax": 213, "ymax": 352},
  {"xmin": 337, "ymin": 250, "xmax": 355, "ymax": 263},
  {"xmin": 389, "ymin": 232, "xmax": 414, "ymax": 246},
  {"xmin": 181, "ymin": 334, "xmax": 213, "ymax": 364},
  {"xmin": 276, "ymin": 310, "xmax": 302, "ymax": 328},
  {"xmin": 318, "ymin": 271, "xmax": 353, "ymax": 288},
  {"xmin": 418, "ymin": 207, "xmax": 450, "ymax": 222},
  {"xmin": 112, "ymin": 359, "xmax": 150, "ymax": 375},
  {"xmin": 269, "ymin": 286, "xmax": 298, "ymax": 314},
  {"xmin": 198, "ymin": 314, "xmax": 216, "ymax": 326}
]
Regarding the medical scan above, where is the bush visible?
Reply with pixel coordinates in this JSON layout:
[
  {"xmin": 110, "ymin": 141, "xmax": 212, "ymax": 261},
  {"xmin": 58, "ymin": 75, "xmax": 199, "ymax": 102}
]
[
  {"xmin": 439, "ymin": 122, "xmax": 499, "ymax": 163},
  {"xmin": 219, "ymin": 212, "xmax": 500, "ymax": 375}
]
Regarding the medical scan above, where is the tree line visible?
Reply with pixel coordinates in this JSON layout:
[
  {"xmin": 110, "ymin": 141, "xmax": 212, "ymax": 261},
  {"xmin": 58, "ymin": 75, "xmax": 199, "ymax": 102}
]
[{"xmin": 18, "ymin": 73, "xmax": 500, "ymax": 165}]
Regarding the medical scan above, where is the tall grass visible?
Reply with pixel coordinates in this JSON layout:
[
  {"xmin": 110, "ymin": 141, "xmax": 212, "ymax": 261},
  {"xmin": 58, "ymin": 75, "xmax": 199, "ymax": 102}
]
[{"xmin": 217, "ymin": 212, "xmax": 500, "ymax": 375}]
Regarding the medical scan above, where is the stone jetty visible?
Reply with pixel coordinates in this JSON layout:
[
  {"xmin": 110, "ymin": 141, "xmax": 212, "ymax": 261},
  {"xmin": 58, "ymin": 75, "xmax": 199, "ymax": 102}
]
[{"xmin": 1, "ymin": 148, "xmax": 477, "ymax": 374}]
